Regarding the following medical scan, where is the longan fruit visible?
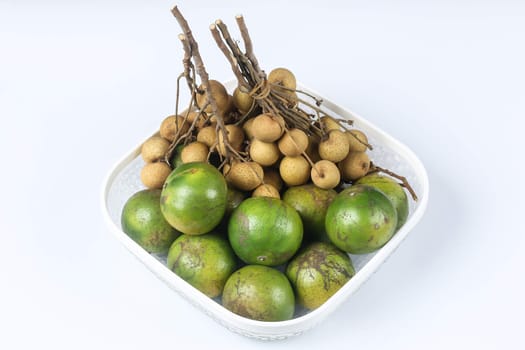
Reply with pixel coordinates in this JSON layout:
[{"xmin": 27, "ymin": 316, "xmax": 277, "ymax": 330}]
[
  {"xmin": 218, "ymin": 124, "xmax": 245, "ymax": 156},
  {"xmin": 140, "ymin": 162, "xmax": 172, "ymax": 189},
  {"xmin": 252, "ymin": 184, "xmax": 280, "ymax": 199},
  {"xmin": 279, "ymin": 156, "xmax": 311, "ymax": 187},
  {"xmin": 249, "ymin": 139, "xmax": 280, "ymax": 166},
  {"xmin": 186, "ymin": 111, "xmax": 207, "ymax": 129},
  {"xmin": 320, "ymin": 116, "xmax": 341, "ymax": 132},
  {"xmin": 196, "ymin": 126, "xmax": 217, "ymax": 148},
  {"xmin": 318, "ymin": 130, "xmax": 350, "ymax": 162},
  {"xmin": 339, "ymin": 151, "xmax": 370, "ymax": 181},
  {"xmin": 195, "ymin": 80, "xmax": 229, "ymax": 114},
  {"xmin": 278, "ymin": 128, "xmax": 309, "ymax": 157},
  {"xmin": 160, "ymin": 115, "xmax": 189, "ymax": 142},
  {"xmin": 311, "ymin": 160, "xmax": 340, "ymax": 190},
  {"xmin": 141, "ymin": 136, "xmax": 170, "ymax": 163},
  {"xmin": 251, "ymin": 114, "xmax": 284, "ymax": 142},
  {"xmin": 346, "ymin": 129, "xmax": 369, "ymax": 152},
  {"xmin": 242, "ymin": 118, "xmax": 256, "ymax": 140},
  {"xmin": 226, "ymin": 161, "xmax": 264, "ymax": 191},
  {"xmin": 268, "ymin": 67, "xmax": 297, "ymax": 91},
  {"xmin": 233, "ymin": 87, "xmax": 254, "ymax": 114},
  {"xmin": 181, "ymin": 142, "xmax": 209, "ymax": 163},
  {"xmin": 263, "ymin": 168, "xmax": 283, "ymax": 191}
]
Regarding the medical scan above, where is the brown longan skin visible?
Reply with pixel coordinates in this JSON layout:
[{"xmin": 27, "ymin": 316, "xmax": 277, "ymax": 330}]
[
  {"xmin": 141, "ymin": 136, "xmax": 170, "ymax": 163},
  {"xmin": 160, "ymin": 115, "xmax": 189, "ymax": 142},
  {"xmin": 268, "ymin": 67, "xmax": 297, "ymax": 91},
  {"xmin": 249, "ymin": 139, "xmax": 280, "ymax": 166},
  {"xmin": 196, "ymin": 126, "xmax": 217, "ymax": 148},
  {"xmin": 346, "ymin": 129, "xmax": 369, "ymax": 152},
  {"xmin": 252, "ymin": 184, "xmax": 280, "ymax": 199},
  {"xmin": 320, "ymin": 116, "xmax": 341, "ymax": 132},
  {"xmin": 311, "ymin": 160, "xmax": 340, "ymax": 190},
  {"xmin": 278, "ymin": 128, "xmax": 309, "ymax": 157},
  {"xmin": 195, "ymin": 80, "xmax": 229, "ymax": 114},
  {"xmin": 252, "ymin": 114, "xmax": 284, "ymax": 143},
  {"xmin": 186, "ymin": 111, "xmax": 207, "ymax": 129},
  {"xmin": 181, "ymin": 142, "xmax": 209, "ymax": 164},
  {"xmin": 226, "ymin": 161, "xmax": 264, "ymax": 191},
  {"xmin": 339, "ymin": 151, "xmax": 370, "ymax": 181},
  {"xmin": 318, "ymin": 130, "xmax": 350, "ymax": 163},
  {"xmin": 140, "ymin": 162, "xmax": 172, "ymax": 189},
  {"xmin": 233, "ymin": 87, "xmax": 254, "ymax": 114},
  {"xmin": 279, "ymin": 156, "xmax": 311, "ymax": 187},
  {"xmin": 218, "ymin": 124, "xmax": 245, "ymax": 156}
]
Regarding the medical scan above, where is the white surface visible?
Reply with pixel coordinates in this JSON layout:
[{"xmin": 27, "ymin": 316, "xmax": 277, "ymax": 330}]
[{"xmin": 1, "ymin": 0, "xmax": 524, "ymax": 349}]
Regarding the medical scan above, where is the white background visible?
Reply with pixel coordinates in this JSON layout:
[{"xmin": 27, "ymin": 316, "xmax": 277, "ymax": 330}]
[{"xmin": 1, "ymin": 0, "xmax": 524, "ymax": 349}]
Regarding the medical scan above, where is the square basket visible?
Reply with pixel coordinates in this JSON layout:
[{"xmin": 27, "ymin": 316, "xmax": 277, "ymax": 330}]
[{"xmin": 101, "ymin": 80, "xmax": 429, "ymax": 340}]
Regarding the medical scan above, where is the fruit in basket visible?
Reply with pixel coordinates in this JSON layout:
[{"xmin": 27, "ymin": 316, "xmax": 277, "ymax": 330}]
[
  {"xmin": 252, "ymin": 183, "xmax": 280, "ymax": 199},
  {"xmin": 339, "ymin": 151, "xmax": 370, "ymax": 181},
  {"xmin": 279, "ymin": 156, "xmax": 311, "ymax": 186},
  {"xmin": 318, "ymin": 130, "xmax": 350, "ymax": 163},
  {"xmin": 248, "ymin": 139, "xmax": 280, "ymax": 166},
  {"xmin": 217, "ymin": 124, "xmax": 245, "ymax": 156},
  {"xmin": 167, "ymin": 232, "xmax": 237, "ymax": 298},
  {"xmin": 121, "ymin": 189, "xmax": 180, "ymax": 253},
  {"xmin": 278, "ymin": 128, "xmax": 309, "ymax": 157},
  {"xmin": 196, "ymin": 126, "xmax": 217, "ymax": 148},
  {"xmin": 268, "ymin": 67, "xmax": 297, "ymax": 92},
  {"xmin": 286, "ymin": 242, "xmax": 355, "ymax": 310},
  {"xmin": 195, "ymin": 80, "xmax": 230, "ymax": 114},
  {"xmin": 346, "ymin": 129, "xmax": 369, "ymax": 152},
  {"xmin": 356, "ymin": 174, "xmax": 409, "ymax": 230},
  {"xmin": 181, "ymin": 141, "xmax": 209, "ymax": 163},
  {"xmin": 222, "ymin": 265, "xmax": 295, "ymax": 321},
  {"xmin": 283, "ymin": 184, "xmax": 337, "ymax": 242},
  {"xmin": 326, "ymin": 185, "xmax": 397, "ymax": 254},
  {"xmin": 141, "ymin": 136, "xmax": 171, "ymax": 163},
  {"xmin": 232, "ymin": 87, "xmax": 254, "ymax": 114},
  {"xmin": 251, "ymin": 114, "xmax": 284, "ymax": 142},
  {"xmin": 310, "ymin": 160, "xmax": 340, "ymax": 190},
  {"xmin": 160, "ymin": 162, "xmax": 227, "ymax": 235},
  {"xmin": 228, "ymin": 197, "xmax": 303, "ymax": 266},
  {"xmin": 224, "ymin": 161, "xmax": 263, "ymax": 191},
  {"xmin": 160, "ymin": 115, "xmax": 189, "ymax": 142},
  {"xmin": 140, "ymin": 162, "xmax": 172, "ymax": 189}
]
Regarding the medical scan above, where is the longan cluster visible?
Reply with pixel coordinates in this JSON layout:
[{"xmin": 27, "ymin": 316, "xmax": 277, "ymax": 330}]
[{"xmin": 139, "ymin": 69, "xmax": 373, "ymax": 197}]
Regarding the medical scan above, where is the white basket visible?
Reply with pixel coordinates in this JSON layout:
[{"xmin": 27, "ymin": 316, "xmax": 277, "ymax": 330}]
[{"xmin": 100, "ymin": 81, "xmax": 429, "ymax": 340}]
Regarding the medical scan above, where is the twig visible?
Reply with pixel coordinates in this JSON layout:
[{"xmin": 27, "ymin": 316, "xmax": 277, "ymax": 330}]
[
  {"xmin": 368, "ymin": 162, "xmax": 418, "ymax": 201},
  {"xmin": 172, "ymin": 6, "xmax": 232, "ymax": 160}
]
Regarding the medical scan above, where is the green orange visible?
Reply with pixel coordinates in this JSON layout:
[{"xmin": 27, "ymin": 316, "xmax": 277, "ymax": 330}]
[
  {"xmin": 286, "ymin": 242, "xmax": 355, "ymax": 310},
  {"xmin": 356, "ymin": 173, "xmax": 409, "ymax": 230},
  {"xmin": 167, "ymin": 233, "xmax": 237, "ymax": 298},
  {"xmin": 121, "ymin": 189, "xmax": 180, "ymax": 253},
  {"xmin": 326, "ymin": 185, "xmax": 397, "ymax": 254},
  {"xmin": 160, "ymin": 162, "xmax": 227, "ymax": 235},
  {"xmin": 222, "ymin": 265, "xmax": 295, "ymax": 321},
  {"xmin": 228, "ymin": 197, "xmax": 303, "ymax": 266},
  {"xmin": 282, "ymin": 184, "xmax": 337, "ymax": 242}
]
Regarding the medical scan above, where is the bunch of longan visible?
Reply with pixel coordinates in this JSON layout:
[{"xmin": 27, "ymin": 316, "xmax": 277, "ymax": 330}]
[{"xmin": 139, "ymin": 68, "xmax": 372, "ymax": 197}]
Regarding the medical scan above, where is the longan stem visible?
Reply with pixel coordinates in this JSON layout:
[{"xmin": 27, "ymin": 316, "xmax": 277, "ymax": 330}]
[
  {"xmin": 210, "ymin": 24, "xmax": 248, "ymax": 89},
  {"xmin": 172, "ymin": 6, "xmax": 233, "ymax": 161},
  {"xmin": 368, "ymin": 162, "xmax": 418, "ymax": 201},
  {"xmin": 235, "ymin": 15, "xmax": 265, "ymax": 81}
]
